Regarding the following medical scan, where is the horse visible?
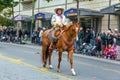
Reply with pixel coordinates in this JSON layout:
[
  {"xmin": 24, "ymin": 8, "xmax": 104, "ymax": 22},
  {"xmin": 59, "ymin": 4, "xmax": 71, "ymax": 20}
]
[{"xmin": 42, "ymin": 22, "xmax": 80, "ymax": 76}]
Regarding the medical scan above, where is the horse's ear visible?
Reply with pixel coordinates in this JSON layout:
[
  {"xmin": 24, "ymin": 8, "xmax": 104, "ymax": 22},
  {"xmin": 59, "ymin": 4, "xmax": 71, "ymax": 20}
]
[{"xmin": 77, "ymin": 22, "xmax": 80, "ymax": 28}]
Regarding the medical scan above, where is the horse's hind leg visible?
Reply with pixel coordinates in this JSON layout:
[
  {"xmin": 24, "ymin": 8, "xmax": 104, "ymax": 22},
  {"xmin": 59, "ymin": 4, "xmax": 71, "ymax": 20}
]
[
  {"xmin": 48, "ymin": 50, "xmax": 53, "ymax": 69},
  {"xmin": 42, "ymin": 45, "xmax": 49, "ymax": 67},
  {"xmin": 68, "ymin": 51, "xmax": 76, "ymax": 76},
  {"xmin": 43, "ymin": 52, "xmax": 47, "ymax": 67},
  {"xmin": 57, "ymin": 50, "xmax": 62, "ymax": 72}
]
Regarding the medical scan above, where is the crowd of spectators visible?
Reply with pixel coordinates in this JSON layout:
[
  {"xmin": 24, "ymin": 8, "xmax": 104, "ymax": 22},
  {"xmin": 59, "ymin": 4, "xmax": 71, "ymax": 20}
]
[
  {"xmin": 31, "ymin": 27, "xmax": 44, "ymax": 45},
  {"xmin": 0, "ymin": 27, "xmax": 29, "ymax": 44},
  {"xmin": 1, "ymin": 26, "xmax": 120, "ymax": 60},
  {"xmin": 74, "ymin": 27, "xmax": 120, "ymax": 60},
  {"xmin": 0, "ymin": 26, "xmax": 45, "ymax": 45}
]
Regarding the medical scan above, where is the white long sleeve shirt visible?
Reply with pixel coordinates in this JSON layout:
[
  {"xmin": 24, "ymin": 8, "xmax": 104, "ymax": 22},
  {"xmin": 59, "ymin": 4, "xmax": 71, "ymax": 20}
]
[{"xmin": 51, "ymin": 14, "xmax": 66, "ymax": 26}]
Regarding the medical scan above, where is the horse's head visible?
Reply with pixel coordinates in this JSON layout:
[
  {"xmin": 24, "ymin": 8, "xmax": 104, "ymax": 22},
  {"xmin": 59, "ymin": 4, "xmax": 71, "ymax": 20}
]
[{"xmin": 66, "ymin": 22, "xmax": 80, "ymax": 40}]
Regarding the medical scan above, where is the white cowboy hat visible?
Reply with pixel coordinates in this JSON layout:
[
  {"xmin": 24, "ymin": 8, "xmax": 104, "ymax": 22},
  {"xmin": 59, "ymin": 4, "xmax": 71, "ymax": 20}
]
[{"xmin": 55, "ymin": 7, "xmax": 64, "ymax": 13}]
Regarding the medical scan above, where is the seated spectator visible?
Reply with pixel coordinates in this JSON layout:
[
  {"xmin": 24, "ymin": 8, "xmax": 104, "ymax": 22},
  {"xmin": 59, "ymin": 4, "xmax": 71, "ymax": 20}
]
[{"xmin": 104, "ymin": 44, "xmax": 117, "ymax": 60}]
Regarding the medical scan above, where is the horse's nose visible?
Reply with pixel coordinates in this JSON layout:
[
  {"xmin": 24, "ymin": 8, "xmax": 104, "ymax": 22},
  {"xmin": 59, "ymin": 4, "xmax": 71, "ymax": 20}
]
[
  {"xmin": 75, "ymin": 27, "xmax": 79, "ymax": 41},
  {"xmin": 76, "ymin": 27, "xmax": 79, "ymax": 31}
]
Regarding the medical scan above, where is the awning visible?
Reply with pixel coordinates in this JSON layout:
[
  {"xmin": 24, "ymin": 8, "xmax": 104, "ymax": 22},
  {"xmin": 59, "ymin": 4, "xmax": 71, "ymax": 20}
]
[
  {"xmin": 14, "ymin": 15, "xmax": 31, "ymax": 21},
  {"xmin": 80, "ymin": 8, "xmax": 103, "ymax": 16},
  {"xmin": 64, "ymin": 8, "xmax": 103, "ymax": 17},
  {"xmin": 101, "ymin": 3, "xmax": 120, "ymax": 15},
  {"xmin": 34, "ymin": 12, "xmax": 54, "ymax": 20}
]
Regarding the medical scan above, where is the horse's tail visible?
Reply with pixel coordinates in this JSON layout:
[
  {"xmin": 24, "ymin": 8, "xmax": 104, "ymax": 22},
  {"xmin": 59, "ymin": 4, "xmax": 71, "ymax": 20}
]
[{"xmin": 45, "ymin": 46, "xmax": 49, "ymax": 61}]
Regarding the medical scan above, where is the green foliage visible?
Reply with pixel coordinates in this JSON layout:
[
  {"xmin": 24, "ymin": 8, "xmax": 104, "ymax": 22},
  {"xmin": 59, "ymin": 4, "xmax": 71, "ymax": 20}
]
[
  {"xmin": 46, "ymin": 0, "xmax": 52, "ymax": 2},
  {"xmin": 0, "ymin": 0, "xmax": 18, "ymax": 12},
  {"xmin": 0, "ymin": 16, "xmax": 13, "ymax": 26},
  {"xmin": 3, "ymin": 9, "xmax": 13, "ymax": 17},
  {"xmin": 0, "ymin": 0, "xmax": 18, "ymax": 26}
]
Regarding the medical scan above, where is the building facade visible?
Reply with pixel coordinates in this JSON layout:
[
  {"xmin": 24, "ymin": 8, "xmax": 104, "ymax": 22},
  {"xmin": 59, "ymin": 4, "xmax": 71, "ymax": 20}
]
[{"xmin": 14, "ymin": 0, "xmax": 120, "ymax": 32}]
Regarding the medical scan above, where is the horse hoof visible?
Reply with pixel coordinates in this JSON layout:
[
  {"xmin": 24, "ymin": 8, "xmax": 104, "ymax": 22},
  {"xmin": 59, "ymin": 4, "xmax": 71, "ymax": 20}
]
[
  {"xmin": 49, "ymin": 65, "xmax": 53, "ymax": 69},
  {"xmin": 71, "ymin": 68, "xmax": 76, "ymax": 76},
  {"xmin": 72, "ymin": 73, "xmax": 76, "ymax": 76},
  {"xmin": 57, "ymin": 70, "xmax": 61, "ymax": 73},
  {"xmin": 43, "ymin": 65, "xmax": 46, "ymax": 68}
]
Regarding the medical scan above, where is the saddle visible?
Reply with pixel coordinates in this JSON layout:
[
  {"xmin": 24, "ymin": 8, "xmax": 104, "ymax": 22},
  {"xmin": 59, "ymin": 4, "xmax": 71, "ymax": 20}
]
[{"xmin": 47, "ymin": 28, "xmax": 62, "ymax": 42}]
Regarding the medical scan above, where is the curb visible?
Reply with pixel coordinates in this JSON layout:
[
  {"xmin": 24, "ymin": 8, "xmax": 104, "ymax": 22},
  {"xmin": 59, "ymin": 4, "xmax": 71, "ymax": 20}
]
[
  {"xmin": 73, "ymin": 53, "xmax": 120, "ymax": 65},
  {"xmin": 0, "ymin": 42, "xmax": 41, "ymax": 49},
  {"xmin": 1, "ymin": 42, "xmax": 120, "ymax": 65}
]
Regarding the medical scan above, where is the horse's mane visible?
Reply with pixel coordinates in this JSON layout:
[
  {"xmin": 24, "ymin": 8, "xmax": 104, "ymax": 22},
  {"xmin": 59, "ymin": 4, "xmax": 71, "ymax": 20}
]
[
  {"xmin": 64, "ymin": 25, "xmax": 73, "ymax": 32},
  {"xmin": 64, "ymin": 22, "xmax": 76, "ymax": 32}
]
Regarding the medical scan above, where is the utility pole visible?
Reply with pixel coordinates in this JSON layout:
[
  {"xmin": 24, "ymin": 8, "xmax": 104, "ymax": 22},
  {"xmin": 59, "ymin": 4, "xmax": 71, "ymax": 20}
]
[
  {"xmin": 65, "ymin": 0, "xmax": 67, "ymax": 10},
  {"xmin": 19, "ymin": 0, "xmax": 20, "ymax": 15},
  {"xmin": 12, "ymin": 0, "xmax": 15, "ymax": 27},
  {"xmin": 76, "ymin": 0, "xmax": 80, "ymax": 22},
  {"xmin": 38, "ymin": 0, "xmax": 40, "ymax": 28},
  {"xmin": 108, "ymin": 0, "xmax": 111, "ymax": 30},
  {"xmin": 38, "ymin": 0, "xmax": 40, "ymax": 13},
  {"xmin": 31, "ymin": 0, "xmax": 35, "ymax": 43}
]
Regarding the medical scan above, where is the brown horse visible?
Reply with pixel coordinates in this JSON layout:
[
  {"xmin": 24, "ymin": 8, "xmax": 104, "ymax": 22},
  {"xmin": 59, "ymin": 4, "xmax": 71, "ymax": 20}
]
[{"xmin": 42, "ymin": 22, "xmax": 80, "ymax": 75}]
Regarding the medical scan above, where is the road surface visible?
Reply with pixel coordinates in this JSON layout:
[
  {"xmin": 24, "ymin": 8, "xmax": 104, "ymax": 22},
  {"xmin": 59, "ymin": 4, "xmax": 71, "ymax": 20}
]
[{"xmin": 0, "ymin": 42, "xmax": 120, "ymax": 80}]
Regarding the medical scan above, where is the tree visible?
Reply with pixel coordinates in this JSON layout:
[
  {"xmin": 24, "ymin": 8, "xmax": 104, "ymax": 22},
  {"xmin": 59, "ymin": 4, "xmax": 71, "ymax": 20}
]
[
  {"xmin": 46, "ymin": 0, "xmax": 52, "ymax": 2},
  {"xmin": 0, "ymin": 0, "xmax": 18, "ymax": 26},
  {"xmin": 0, "ymin": 0, "xmax": 18, "ymax": 12},
  {"xmin": 0, "ymin": 16, "xmax": 13, "ymax": 26},
  {"xmin": 0, "ymin": 0, "xmax": 18, "ymax": 17}
]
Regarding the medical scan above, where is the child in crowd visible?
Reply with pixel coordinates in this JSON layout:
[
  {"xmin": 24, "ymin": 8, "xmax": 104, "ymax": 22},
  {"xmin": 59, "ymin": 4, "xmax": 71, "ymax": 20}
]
[{"xmin": 104, "ymin": 44, "xmax": 117, "ymax": 60}]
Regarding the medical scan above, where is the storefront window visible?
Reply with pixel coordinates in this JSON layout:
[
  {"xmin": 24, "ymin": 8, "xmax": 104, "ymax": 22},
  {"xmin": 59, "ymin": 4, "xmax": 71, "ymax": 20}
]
[
  {"xmin": 42, "ymin": 20, "xmax": 51, "ymax": 29},
  {"xmin": 80, "ymin": 17, "xmax": 91, "ymax": 29},
  {"xmin": 67, "ymin": 16, "xmax": 100, "ymax": 32},
  {"xmin": 80, "ymin": 17, "xmax": 99, "ymax": 31}
]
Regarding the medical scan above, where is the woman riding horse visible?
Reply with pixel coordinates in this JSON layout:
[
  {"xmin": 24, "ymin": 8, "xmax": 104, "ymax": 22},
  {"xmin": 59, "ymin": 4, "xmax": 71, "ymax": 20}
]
[
  {"xmin": 42, "ymin": 21, "xmax": 80, "ymax": 76},
  {"xmin": 49, "ymin": 7, "xmax": 67, "ymax": 50}
]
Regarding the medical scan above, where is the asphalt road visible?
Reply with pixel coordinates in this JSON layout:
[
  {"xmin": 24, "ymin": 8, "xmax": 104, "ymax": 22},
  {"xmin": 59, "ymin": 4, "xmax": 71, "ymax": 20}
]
[{"xmin": 0, "ymin": 42, "xmax": 120, "ymax": 80}]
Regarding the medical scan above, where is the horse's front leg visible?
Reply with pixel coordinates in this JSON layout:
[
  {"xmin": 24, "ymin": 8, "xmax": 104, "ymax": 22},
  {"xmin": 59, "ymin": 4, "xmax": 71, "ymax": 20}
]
[
  {"xmin": 48, "ymin": 50, "xmax": 53, "ymax": 69},
  {"xmin": 68, "ymin": 50, "xmax": 76, "ymax": 76},
  {"xmin": 57, "ymin": 50, "xmax": 62, "ymax": 72}
]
